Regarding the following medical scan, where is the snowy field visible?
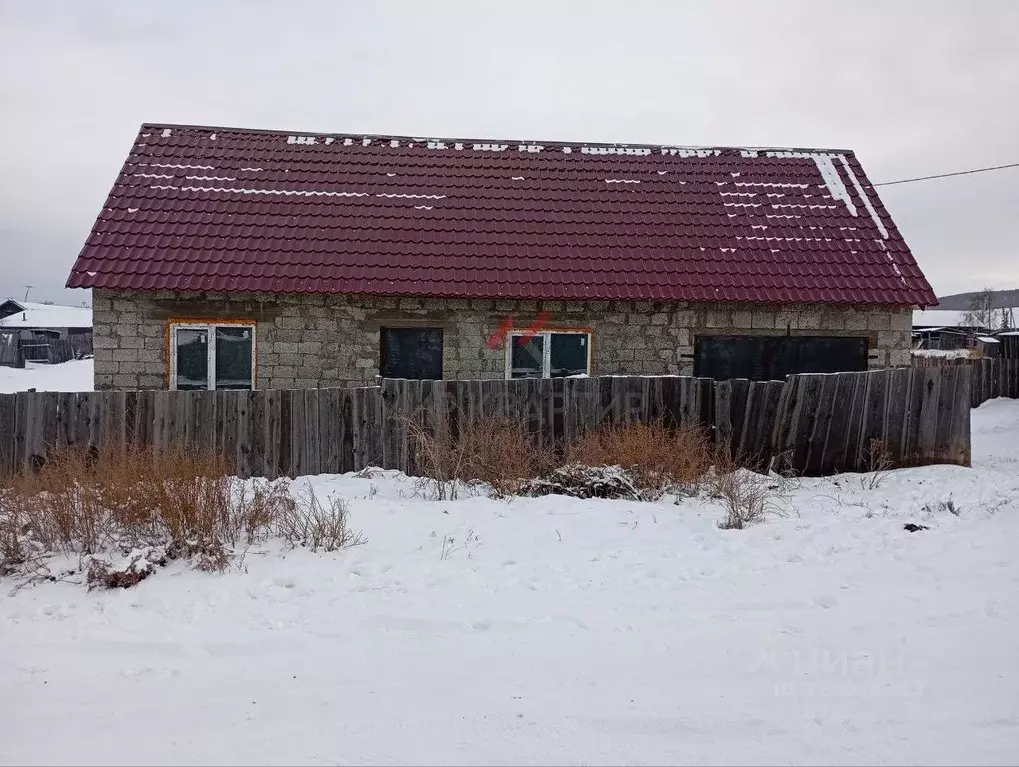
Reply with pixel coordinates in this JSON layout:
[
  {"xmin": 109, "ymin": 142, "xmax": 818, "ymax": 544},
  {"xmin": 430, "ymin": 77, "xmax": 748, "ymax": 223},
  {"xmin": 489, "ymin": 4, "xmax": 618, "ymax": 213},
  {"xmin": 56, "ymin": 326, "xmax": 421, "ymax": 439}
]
[
  {"xmin": 2, "ymin": 398, "xmax": 1018, "ymax": 765},
  {"xmin": 0, "ymin": 359, "xmax": 93, "ymax": 393}
]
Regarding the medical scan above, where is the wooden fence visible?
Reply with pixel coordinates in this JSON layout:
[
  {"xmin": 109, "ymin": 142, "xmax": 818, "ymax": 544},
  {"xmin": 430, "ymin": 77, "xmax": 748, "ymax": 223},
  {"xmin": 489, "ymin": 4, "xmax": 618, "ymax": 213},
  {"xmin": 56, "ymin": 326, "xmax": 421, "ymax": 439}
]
[
  {"xmin": 21, "ymin": 338, "xmax": 75, "ymax": 365},
  {"xmin": 0, "ymin": 387, "xmax": 384, "ymax": 480},
  {"xmin": 0, "ymin": 331, "xmax": 93, "ymax": 368},
  {"xmin": 0, "ymin": 367, "xmax": 972, "ymax": 479},
  {"xmin": 912, "ymin": 356, "xmax": 1019, "ymax": 407}
]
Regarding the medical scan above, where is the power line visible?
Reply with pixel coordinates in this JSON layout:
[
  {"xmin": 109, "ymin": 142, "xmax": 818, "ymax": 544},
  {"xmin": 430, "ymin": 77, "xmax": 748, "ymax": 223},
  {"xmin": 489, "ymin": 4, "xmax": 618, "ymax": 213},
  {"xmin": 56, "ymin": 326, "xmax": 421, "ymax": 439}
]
[{"xmin": 874, "ymin": 161, "xmax": 1019, "ymax": 187}]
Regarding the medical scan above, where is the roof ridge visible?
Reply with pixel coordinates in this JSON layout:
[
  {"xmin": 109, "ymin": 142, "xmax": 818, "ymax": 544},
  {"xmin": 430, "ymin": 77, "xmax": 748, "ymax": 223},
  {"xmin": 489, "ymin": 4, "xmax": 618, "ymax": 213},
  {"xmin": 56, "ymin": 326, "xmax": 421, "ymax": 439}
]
[{"xmin": 139, "ymin": 122, "xmax": 855, "ymax": 156}]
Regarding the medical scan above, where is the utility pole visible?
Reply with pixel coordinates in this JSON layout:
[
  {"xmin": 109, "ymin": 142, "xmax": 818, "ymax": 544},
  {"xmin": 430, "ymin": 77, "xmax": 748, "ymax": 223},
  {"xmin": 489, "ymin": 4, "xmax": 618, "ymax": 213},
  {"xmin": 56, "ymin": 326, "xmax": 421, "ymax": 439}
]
[{"xmin": 23, "ymin": 285, "xmax": 33, "ymax": 301}]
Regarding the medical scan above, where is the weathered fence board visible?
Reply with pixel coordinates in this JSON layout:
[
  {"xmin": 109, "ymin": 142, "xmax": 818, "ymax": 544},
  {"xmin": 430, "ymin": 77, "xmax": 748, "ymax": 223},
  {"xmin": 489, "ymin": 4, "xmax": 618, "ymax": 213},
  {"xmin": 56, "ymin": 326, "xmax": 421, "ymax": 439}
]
[
  {"xmin": 804, "ymin": 373, "xmax": 838, "ymax": 476},
  {"xmin": 912, "ymin": 356, "xmax": 1019, "ymax": 406}
]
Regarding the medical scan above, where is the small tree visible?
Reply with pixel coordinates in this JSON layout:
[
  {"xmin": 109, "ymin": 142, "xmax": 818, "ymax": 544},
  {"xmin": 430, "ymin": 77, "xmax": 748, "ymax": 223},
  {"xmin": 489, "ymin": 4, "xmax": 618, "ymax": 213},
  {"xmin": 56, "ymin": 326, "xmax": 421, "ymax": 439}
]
[
  {"xmin": 961, "ymin": 287, "xmax": 999, "ymax": 330},
  {"xmin": 1001, "ymin": 307, "xmax": 1015, "ymax": 332}
]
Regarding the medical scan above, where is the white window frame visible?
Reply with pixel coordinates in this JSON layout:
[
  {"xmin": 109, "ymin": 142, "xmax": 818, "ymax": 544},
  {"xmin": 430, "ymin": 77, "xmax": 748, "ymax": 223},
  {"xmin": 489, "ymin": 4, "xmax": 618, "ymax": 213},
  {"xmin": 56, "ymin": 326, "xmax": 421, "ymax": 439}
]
[
  {"xmin": 169, "ymin": 322, "xmax": 256, "ymax": 391},
  {"xmin": 504, "ymin": 330, "xmax": 592, "ymax": 379}
]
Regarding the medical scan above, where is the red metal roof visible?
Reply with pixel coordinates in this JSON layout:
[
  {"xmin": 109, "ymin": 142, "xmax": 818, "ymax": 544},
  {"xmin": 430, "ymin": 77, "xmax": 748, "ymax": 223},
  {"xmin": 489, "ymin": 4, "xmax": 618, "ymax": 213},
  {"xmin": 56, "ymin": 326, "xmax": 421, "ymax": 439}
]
[{"xmin": 67, "ymin": 124, "xmax": 936, "ymax": 306}]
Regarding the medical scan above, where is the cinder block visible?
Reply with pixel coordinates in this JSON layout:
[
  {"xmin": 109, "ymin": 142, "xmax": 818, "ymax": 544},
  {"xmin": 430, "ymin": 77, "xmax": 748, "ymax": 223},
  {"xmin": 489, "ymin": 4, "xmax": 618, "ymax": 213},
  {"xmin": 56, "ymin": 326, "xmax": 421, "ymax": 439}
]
[
  {"xmin": 843, "ymin": 310, "xmax": 870, "ymax": 331},
  {"xmin": 889, "ymin": 348, "xmax": 911, "ymax": 367},
  {"xmin": 112, "ymin": 348, "xmax": 139, "ymax": 363},
  {"xmin": 867, "ymin": 313, "xmax": 891, "ymax": 331},
  {"xmin": 111, "ymin": 373, "xmax": 137, "ymax": 389},
  {"xmin": 137, "ymin": 374, "xmax": 164, "ymax": 389},
  {"xmin": 732, "ymin": 311, "xmax": 753, "ymax": 329},
  {"xmin": 93, "ymin": 359, "xmax": 118, "ymax": 375},
  {"xmin": 889, "ymin": 310, "xmax": 913, "ymax": 331},
  {"xmin": 705, "ymin": 310, "xmax": 732, "ymax": 329},
  {"xmin": 820, "ymin": 313, "xmax": 846, "ymax": 331}
]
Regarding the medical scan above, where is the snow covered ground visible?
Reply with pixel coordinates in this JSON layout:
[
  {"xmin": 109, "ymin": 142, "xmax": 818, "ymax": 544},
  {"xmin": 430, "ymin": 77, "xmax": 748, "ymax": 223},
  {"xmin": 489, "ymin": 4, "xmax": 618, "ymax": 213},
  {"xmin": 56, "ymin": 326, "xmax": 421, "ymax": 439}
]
[
  {"xmin": 2, "ymin": 399, "xmax": 1018, "ymax": 765},
  {"xmin": 0, "ymin": 359, "xmax": 93, "ymax": 393}
]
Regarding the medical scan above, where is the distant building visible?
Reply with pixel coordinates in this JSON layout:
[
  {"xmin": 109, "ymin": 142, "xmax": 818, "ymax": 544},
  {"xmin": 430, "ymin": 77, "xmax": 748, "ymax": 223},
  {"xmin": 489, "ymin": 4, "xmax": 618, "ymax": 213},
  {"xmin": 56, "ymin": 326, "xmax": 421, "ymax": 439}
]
[
  {"xmin": 0, "ymin": 299, "xmax": 92, "ymax": 339},
  {"xmin": 0, "ymin": 299, "xmax": 92, "ymax": 365},
  {"xmin": 912, "ymin": 307, "xmax": 1017, "ymax": 356}
]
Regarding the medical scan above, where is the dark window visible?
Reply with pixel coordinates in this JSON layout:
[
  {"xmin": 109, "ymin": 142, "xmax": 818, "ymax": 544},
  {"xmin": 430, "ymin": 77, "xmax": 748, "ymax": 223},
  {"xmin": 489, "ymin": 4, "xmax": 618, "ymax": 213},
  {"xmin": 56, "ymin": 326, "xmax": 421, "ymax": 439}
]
[
  {"xmin": 508, "ymin": 332, "xmax": 590, "ymax": 378},
  {"xmin": 175, "ymin": 328, "xmax": 210, "ymax": 390},
  {"xmin": 549, "ymin": 333, "xmax": 588, "ymax": 377},
  {"xmin": 171, "ymin": 323, "xmax": 255, "ymax": 390},
  {"xmin": 380, "ymin": 327, "xmax": 444, "ymax": 379},
  {"xmin": 214, "ymin": 326, "xmax": 254, "ymax": 390},
  {"xmin": 510, "ymin": 334, "xmax": 544, "ymax": 378},
  {"xmin": 695, "ymin": 335, "xmax": 869, "ymax": 381}
]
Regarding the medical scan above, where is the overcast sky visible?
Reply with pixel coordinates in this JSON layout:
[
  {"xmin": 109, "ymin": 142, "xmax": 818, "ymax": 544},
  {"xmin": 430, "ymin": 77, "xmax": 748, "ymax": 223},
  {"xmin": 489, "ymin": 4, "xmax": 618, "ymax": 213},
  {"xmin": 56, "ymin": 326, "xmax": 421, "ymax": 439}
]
[{"xmin": 1, "ymin": 0, "xmax": 1017, "ymax": 306}]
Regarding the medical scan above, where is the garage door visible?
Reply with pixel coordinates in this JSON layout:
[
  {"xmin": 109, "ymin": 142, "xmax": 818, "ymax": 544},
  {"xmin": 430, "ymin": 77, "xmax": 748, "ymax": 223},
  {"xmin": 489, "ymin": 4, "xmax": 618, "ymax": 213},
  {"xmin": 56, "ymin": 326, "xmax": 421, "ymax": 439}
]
[{"xmin": 695, "ymin": 335, "xmax": 869, "ymax": 381}]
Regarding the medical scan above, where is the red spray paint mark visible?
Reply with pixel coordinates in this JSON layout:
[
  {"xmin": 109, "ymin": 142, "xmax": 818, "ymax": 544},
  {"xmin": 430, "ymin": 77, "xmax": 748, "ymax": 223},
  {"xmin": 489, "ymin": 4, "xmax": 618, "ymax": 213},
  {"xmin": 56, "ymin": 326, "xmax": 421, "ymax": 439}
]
[{"xmin": 485, "ymin": 311, "xmax": 553, "ymax": 349}]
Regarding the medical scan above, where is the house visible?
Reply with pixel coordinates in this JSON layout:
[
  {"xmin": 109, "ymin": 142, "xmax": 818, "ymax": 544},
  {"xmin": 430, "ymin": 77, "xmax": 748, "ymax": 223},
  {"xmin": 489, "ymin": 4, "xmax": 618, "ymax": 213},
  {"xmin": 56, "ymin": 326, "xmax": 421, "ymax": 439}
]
[
  {"xmin": 66, "ymin": 124, "xmax": 936, "ymax": 391},
  {"xmin": 0, "ymin": 299, "xmax": 92, "ymax": 339},
  {"xmin": 0, "ymin": 299, "xmax": 93, "ymax": 364},
  {"xmin": 998, "ymin": 332, "xmax": 1019, "ymax": 360},
  {"xmin": 912, "ymin": 307, "xmax": 1016, "ymax": 356}
]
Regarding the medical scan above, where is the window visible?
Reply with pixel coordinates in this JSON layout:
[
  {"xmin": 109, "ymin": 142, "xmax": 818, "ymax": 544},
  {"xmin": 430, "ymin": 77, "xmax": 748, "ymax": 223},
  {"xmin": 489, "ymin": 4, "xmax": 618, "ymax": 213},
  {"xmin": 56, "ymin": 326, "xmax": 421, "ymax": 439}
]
[
  {"xmin": 380, "ymin": 327, "xmax": 444, "ymax": 379},
  {"xmin": 506, "ymin": 331, "xmax": 590, "ymax": 379},
  {"xmin": 170, "ymin": 323, "xmax": 255, "ymax": 390},
  {"xmin": 694, "ymin": 335, "xmax": 868, "ymax": 381}
]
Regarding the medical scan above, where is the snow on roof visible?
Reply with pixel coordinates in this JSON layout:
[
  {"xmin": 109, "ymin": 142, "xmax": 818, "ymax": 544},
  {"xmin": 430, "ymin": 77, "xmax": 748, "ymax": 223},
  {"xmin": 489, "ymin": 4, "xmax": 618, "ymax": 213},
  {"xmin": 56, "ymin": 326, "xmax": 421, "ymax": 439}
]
[
  {"xmin": 977, "ymin": 336, "xmax": 1000, "ymax": 343},
  {"xmin": 0, "ymin": 301, "xmax": 92, "ymax": 329},
  {"xmin": 913, "ymin": 309, "xmax": 970, "ymax": 328},
  {"xmin": 65, "ymin": 123, "xmax": 937, "ymax": 306},
  {"xmin": 913, "ymin": 307, "xmax": 1019, "ymax": 330}
]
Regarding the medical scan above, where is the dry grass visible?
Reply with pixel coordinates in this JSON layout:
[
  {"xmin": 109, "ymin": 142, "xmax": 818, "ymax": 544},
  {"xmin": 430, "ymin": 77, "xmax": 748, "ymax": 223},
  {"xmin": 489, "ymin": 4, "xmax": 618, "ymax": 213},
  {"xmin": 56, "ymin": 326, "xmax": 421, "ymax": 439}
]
[
  {"xmin": 408, "ymin": 416, "xmax": 551, "ymax": 499},
  {"xmin": 280, "ymin": 484, "xmax": 366, "ymax": 552},
  {"xmin": 0, "ymin": 445, "xmax": 362, "ymax": 584},
  {"xmin": 459, "ymin": 418, "xmax": 554, "ymax": 497},
  {"xmin": 1, "ymin": 446, "xmax": 250, "ymax": 560},
  {"xmin": 408, "ymin": 416, "xmax": 722, "ymax": 503},
  {"xmin": 566, "ymin": 421, "xmax": 715, "ymax": 500}
]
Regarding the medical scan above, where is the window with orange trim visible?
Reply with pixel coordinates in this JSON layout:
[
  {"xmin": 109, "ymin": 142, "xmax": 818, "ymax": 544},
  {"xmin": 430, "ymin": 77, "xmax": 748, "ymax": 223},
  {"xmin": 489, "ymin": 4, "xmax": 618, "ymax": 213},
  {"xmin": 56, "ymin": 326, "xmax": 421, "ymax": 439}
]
[{"xmin": 169, "ymin": 322, "xmax": 255, "ymax": 390}]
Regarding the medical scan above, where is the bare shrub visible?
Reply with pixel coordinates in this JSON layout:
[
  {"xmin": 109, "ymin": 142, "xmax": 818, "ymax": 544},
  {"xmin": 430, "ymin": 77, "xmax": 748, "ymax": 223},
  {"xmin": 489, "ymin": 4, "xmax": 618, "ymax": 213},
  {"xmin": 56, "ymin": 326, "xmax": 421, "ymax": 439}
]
[
  {"xmin": 232, "ymin": 479, "xmax": 296, "ymax": 544},
  {"xmin": 190, "ymin": 543, "xmax": 232, "ymax": 573},
  {"xmin": 406, "ymin": 415, "xmax": 550, "ymax": 499},
  {"xmin": 712, "ymin": 469, "xmax": 775, "ymax": 530},
  {"xmin": 0, "ymin": 489, "xmax": 26, "ymax": 576},
  {"xmin": 279, "ymin": 484, "xmax": 366, "ymax": 552},
  {"xmin": 458, "ymin": 418, "xmax": 552, "ymax": 498},
  {"xmin": 86, "ymin": 547, "xmax": 167, "ymax": 590},
  {"xmin": 566, "ymin": 421, "xmax": 714, "ymax": 500},
  {"xmin": 8, "ymin": 447, "xmax": 116, "ymax": 554},
  {"xmin": 1, "ymin": 445, "xmax": 304, "ymax": 584},
  {"xmin": 405, "ymin": 415, "xmax": 469, "ymax": 500},
  {"xmin": 862, "ymin": 438, "xmax": 893, "ymax": 490}
]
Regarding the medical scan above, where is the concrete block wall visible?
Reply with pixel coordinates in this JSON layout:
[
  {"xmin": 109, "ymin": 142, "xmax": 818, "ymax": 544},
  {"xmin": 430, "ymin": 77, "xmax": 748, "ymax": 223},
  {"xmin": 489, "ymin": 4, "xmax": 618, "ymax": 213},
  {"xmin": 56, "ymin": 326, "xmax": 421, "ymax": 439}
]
[{"xmin": 91, "ymin": 289, "xmax": 913, "ymax": 390}]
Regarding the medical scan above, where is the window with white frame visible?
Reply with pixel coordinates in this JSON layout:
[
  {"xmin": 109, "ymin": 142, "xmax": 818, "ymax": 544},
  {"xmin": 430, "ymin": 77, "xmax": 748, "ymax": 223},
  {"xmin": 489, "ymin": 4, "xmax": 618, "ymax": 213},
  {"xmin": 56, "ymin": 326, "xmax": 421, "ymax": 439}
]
[
  {"xmin": 170, "ymin": 323, "xmax": 255, "ymax": 390},
  {"xmin": 506, "ymin": 330, "xmax": 590, "ymax": 379}
]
